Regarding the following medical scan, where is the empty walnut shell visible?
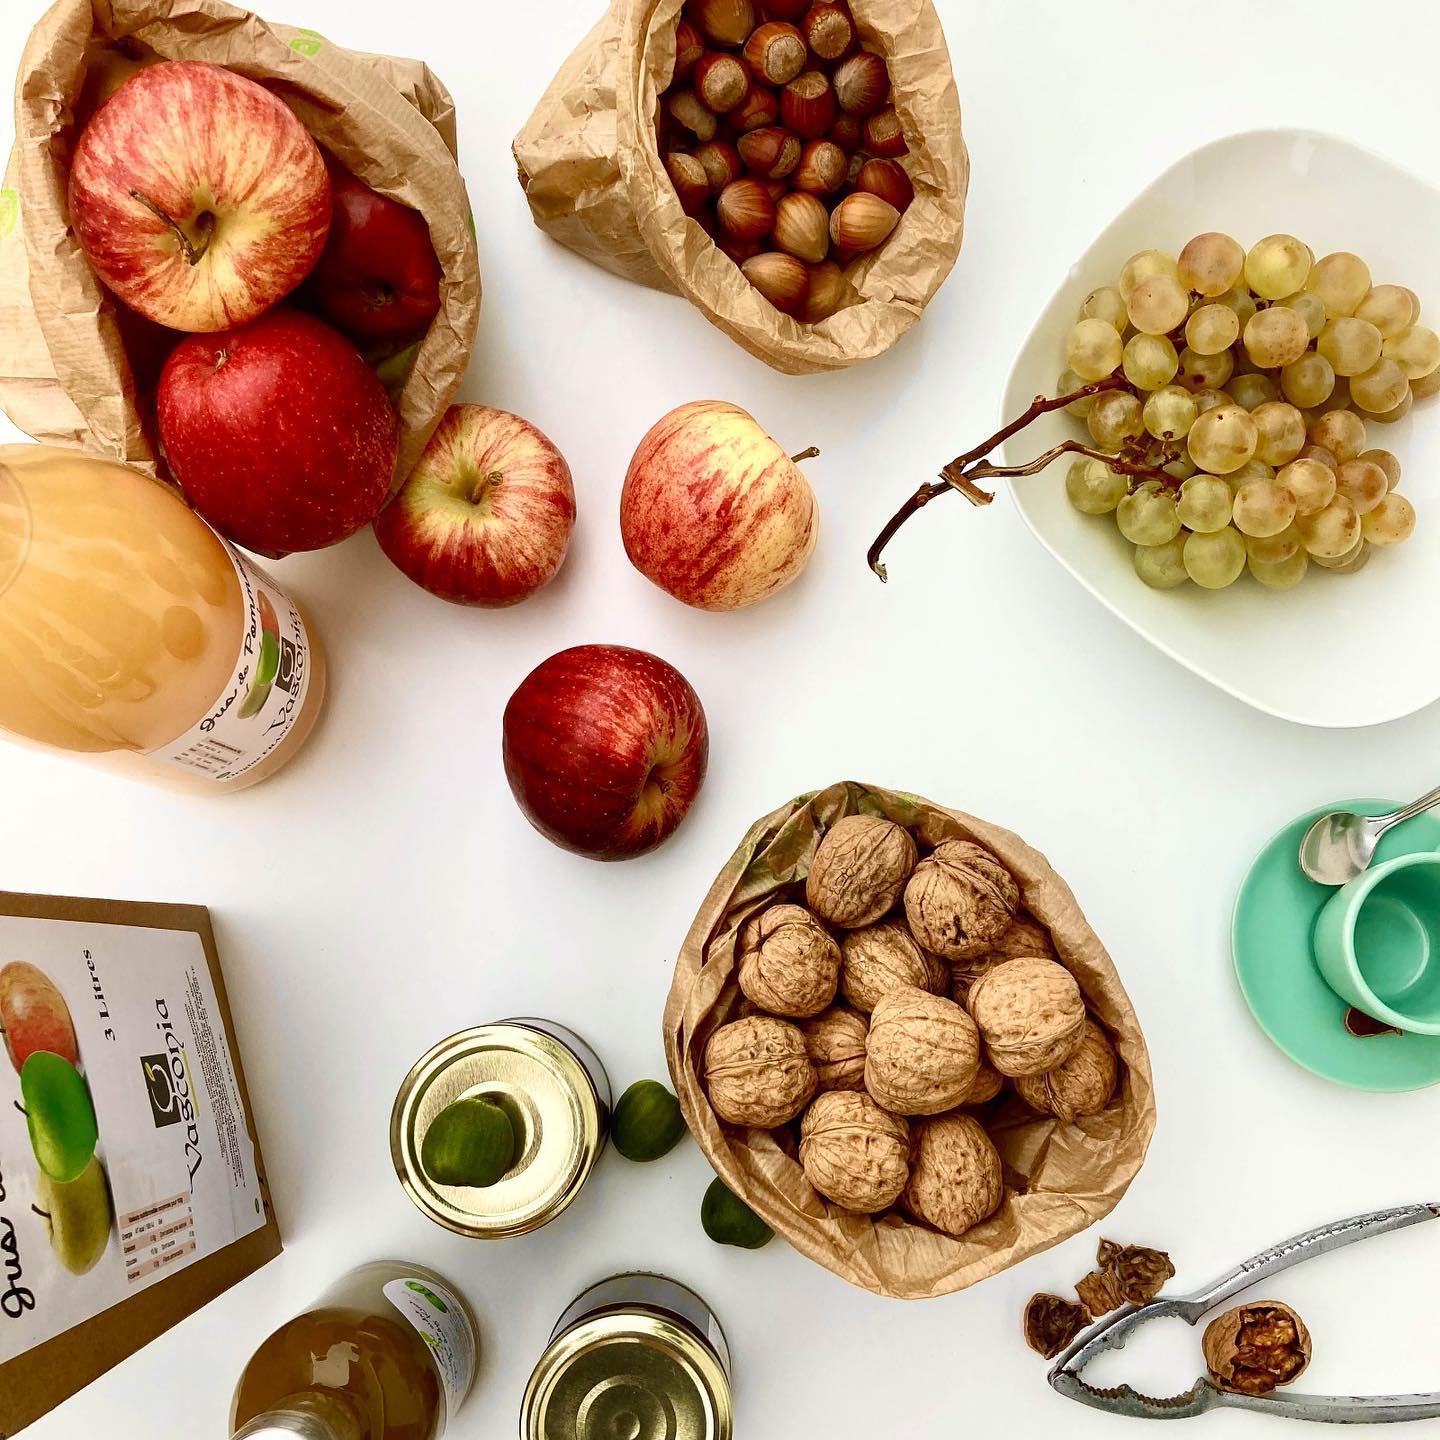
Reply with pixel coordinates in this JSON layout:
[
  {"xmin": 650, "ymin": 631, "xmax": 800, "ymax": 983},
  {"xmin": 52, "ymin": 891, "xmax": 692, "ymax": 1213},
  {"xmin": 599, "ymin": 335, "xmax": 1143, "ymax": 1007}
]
[
  {"xmin": 967, "ymin": 956, "xmax": 1087, "ymax": 1077},
  {"xmin": 864, "ymin": 989, "xmax": 981, "ymax": 1115},
  {"xmin": 953, "ymin": 913, "xmax": 1058, "ymax": 987},
  {"xmin": 901, "ymin": 1112, "xmax": 1004, "ymax": 1237},
  {"xmin": 1024, "ymin": 1293, "xmax": 1091, "ymax": 1359},
  {"xmin": 805, "ymin": 814, "xmax": 918, "ymax": 928},
  {"xmin": 799, "ymin": 1007, "xmax": 868, "ymax": 1092},
  {"xmin": 904, "ymin": 839, "xmax": 1020, "ymax": 960},
  {"xmin": 703, "ymin": 1014, "xmax": 817, "ymax": 1128},
  {"xmin": 1014, "ymin": 1019, "xmax": 1119, "ymax": 1121},
  {"xmin": 737, "ymin": 902, "xmax": 841, "ymax": 1017},
  {"xmin": 840, "ymin": 919, "xmax": 945, "ymax": 1012},
  {"xmin": 799, "ymin": 1089, "xmax": 910, "ymax": 1213},
  {"xmin": 1202, "ymin": 1301, "xmax": 1312, "ymax": 1396}
]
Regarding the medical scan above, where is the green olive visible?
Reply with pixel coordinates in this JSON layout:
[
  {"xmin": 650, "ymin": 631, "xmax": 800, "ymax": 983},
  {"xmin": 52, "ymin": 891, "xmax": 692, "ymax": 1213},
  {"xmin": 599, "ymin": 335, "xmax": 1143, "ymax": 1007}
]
[
  {"xmin": 420, "ymin": 1097, "xmax": 516, "ymax": 1188},
  {"xmin": 612, "ymin": 1080, "xmax": 686, "ymax": 1162},
  {"xmin": 701, "ymin": 1178, "xmax": 773, "ymax": 1250}
]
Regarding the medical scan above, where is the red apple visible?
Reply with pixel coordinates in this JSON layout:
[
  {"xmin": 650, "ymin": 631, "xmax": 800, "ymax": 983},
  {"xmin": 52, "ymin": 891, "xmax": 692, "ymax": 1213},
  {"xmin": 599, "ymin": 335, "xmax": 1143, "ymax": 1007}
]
[
  {"xmin": 311, "ymin": 163, "xmax": 443, "ymax": 339},
  {"xmin": 620, "ymin": 400, "xmax": 819, "ymax": 610},
  {"xmin": 503, "ymin": 645, "xmax": 708, "ymax": 860},
  {"xmin": 69, "ymin": 61, "xmax": 330, "ymax": 333},
  {"xmin": 0, "ymin": 963, "xmax": 79, "ymax": 1073},
  {"xmin": 157, "ymin": 309, "xmax": 398, "ymax": 553},
  {"xmin": 374, "ymin": 404, "xmax": 575, "ymax": 606}
]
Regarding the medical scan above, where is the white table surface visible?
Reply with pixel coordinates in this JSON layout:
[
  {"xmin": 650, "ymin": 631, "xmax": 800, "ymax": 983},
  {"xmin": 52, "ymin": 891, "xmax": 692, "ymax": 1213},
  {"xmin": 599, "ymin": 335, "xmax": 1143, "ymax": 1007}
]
[{"xmin": 5, "ymin": 1, "xmax": 1440, "ymax": 1435}]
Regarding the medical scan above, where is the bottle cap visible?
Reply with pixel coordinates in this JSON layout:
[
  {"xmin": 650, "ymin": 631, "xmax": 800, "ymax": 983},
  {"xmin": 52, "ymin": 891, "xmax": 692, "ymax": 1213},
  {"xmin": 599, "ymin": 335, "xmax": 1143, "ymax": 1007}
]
[{"xmin": 232, "ymin": 1412, "xmax": 339, "ymax": 1440}]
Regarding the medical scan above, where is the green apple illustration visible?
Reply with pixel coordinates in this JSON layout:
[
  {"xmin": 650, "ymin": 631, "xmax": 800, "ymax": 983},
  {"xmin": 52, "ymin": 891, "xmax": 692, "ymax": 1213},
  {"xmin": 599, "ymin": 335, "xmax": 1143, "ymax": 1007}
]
[
  {"xmin": 34, "ymin": 1155, "xmax": 112, "ymax": 1275},
  {"xmin": 19, "ymin": 1051, "xmax": 98, "ymax": 1182},
  {"xmin": 238, "ymin": 592, "xmax": 281, "ymax": 719}
]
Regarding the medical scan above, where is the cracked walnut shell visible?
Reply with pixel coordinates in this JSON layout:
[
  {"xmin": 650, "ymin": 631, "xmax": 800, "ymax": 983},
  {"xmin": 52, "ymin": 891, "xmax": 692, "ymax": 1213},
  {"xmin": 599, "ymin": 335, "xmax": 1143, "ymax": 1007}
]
[
  {"xmin": 799, "ymin": 1007, "xmax": 868, "ymax": 1092},
  {"xmin": 1015, "ymin": 1019, "xmax": 1119, "ymax": 1121},
  {"xmin": 703, "ymin": 1015, "xmax": 817, "ymax": 1127},
  {"xmin": 966, "ymin": 956, "xmax": 1087, "ymax": 1077},
  {"xmin": 1202, "ymin": 1301, "xmax": 1312, "ymax": 1396},
  {"xmin": 901, "ymin": 1112, "xmax": 1004, "ymax": 1237},
  {"xmin": 738, "ymin": 903, "xmax": 841, "ymax": 1017},
  {"xmin": 904, "ymin": 840, "xmax": 1020, "ymax": 960},
  {"xmin": 799, "ymin": 1089, "xmax": 910, "ymax": 1213},
  {"xmin": 864, "ymin": 989, "xmax": 981, "ymax": 1115},
  {"xmin": 805, "ymin": 815, "xmax": 918, "ymax": 928},
  {"xmin": 840, "ymin": 919, "xmax": 946, "ymax": 1012}
]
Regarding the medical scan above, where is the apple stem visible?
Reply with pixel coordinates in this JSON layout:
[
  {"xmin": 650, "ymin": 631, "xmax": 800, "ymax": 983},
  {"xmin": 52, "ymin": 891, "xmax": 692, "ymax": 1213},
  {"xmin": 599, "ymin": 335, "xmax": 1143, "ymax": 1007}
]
[
  {"xmin": 791, "ymin": 447, "xmax": 821, "ymax": 464},
  {"xmin": 462, "ymin": 470, "xmax": 503, "ymax": 506},
  {"xmin": 31, "ymin": 1205, "xmax": 50, "ymax": 1221},
  {"xmin": 129, "ymin": 190, "xmax": 215, "ymax": 267},
  {"xmin": 13, "ymin": 1100, "xmax": 25, "ymax": 1116}
]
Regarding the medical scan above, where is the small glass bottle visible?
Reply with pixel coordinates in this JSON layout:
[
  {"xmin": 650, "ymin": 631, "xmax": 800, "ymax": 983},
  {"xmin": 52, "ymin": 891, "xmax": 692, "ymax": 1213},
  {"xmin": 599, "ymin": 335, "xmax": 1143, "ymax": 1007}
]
[{"xmin": 230, "ymin": 1262, "xmax": 477, "ymax": 1440}]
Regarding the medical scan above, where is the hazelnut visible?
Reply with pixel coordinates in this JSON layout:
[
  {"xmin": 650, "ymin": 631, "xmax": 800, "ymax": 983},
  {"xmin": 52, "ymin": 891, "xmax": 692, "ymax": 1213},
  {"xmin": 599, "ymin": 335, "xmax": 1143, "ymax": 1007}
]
[
  {"xmin": 692, "ymin": 139, "xmax": 744, "ymax": 193},
  {"xmin": 855, "ymin": 157, "xmax": 913, "ymax": 213},
  {"xmin": 828, "ymin": 113, "xmax": 863, "ymax": 151},
  {"xmin": 864, "ymin": 989, "xmax": 980, "ymax": 1115},
  {"xmin": 862, "ymin": 105, "xmax": 908, "ymax": 158},
  {"xmin": 801, "ymin": 259, "xmax": 856, "ymax": 324},
  {"xmin": 693, "ymin": 52, "xmax": 751, "ymax": 114},
  {"xmin": 688, "ymin": 0, "xmax": 756, "ymax": 48},
  {"xmin": 901, "ymin": 1113, "xmax": 1004, "ymax": 1237},
  {"xmin": 729, "ymin": 84, "xmax": 780, "ymax": 132},
  {"xmin": 839, "ymin": 918, "xmax": 943, "ymax": 1012},
  {"xmin": 798, "ymin": 1007, "xmax": 868, "ymax": 1091},
  {"xmin": 1202, "ymin": 1302, "xmax": 1312, "ymax": 1396},
  {"xmin": 967, "ymin": 956, "xmax": 1086, "ymax": 1077},
  {"xmin": 904, "ymin": 840, "xmax": 1020, "ymax": 961},
  {"xmin": 793, "ymin": 139, "xmax": 848, "ymax": 196},
  {"xmin": 781, "ymin": 70, "xmax": 838, "ymax": 141},
  {"xmin": 799, "ymin": 1089, "xmax": 910, "ymax": 1212},
  {"xmin": 741, "ymin": 251, "xmax": 809, "ymax": 315},
  {"xmin": 773, "ymin": 192, "xmax": 830, "ymax": 264},
  {"xmin": 832, "ymin": 51, "xmax": 890, "ymax": 117},
  {"xmin": 703, "ymin": 1014, "xmax": 817, "ymax": 1127},
  {"xmin": 664, "ymin": 152, "xmax": 711, "ymax": 215},
  {"xmin": 743, "ymin": 21, "xmax": 808, "ymax": 86},
  {"xmin": 737, "ymin": 126, "xmax": 802, "ymax": 180},
  {"xmin": 829, "ymin": 192, "xmax": 899, "ymax": 255},
  {"xmin": 737, "ymin": 902, "xmax": 840, "ymax": 1017},
  {"xmin": 760, "ymin": 0, "xmax": 808, "ymax": 14},
  {"xmin": 801, "ymin": 2, "xmax": 856, "ymax": 61},
  {"xmin": 666, "ymin": 89, "xmax": 718, "ymax": 143},
  {"xmin": 806, "ymin": 814, "xmax": 918, "ymax": 928},
  {"xmin": 717, "ymin": 232, "xmax": 762, "ymax": 265},
  {"xmin": 716, "ymin": 176, "xmax": 775, "ymax": 240},
  {"xmin": 1014, "ymin": 1018, "xmax": 1118, "ymax": 1121},
  {"xmin": 673, "ymin": 19, "xmax": 705, "ymax": 81}
]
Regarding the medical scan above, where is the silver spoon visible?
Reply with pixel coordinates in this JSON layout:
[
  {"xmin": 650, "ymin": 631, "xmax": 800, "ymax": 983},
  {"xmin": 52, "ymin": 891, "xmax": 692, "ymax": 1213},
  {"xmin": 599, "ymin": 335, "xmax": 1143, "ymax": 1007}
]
[{"xmin": 1299, "ymin": 785, "xmax": 1440, "ymax": 885}]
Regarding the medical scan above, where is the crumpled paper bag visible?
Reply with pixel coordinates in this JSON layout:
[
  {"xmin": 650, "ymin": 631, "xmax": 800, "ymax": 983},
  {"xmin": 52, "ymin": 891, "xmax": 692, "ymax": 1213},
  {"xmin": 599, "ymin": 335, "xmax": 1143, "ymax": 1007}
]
[
  {"xmin": 664, "ymin": 781, "xmax": 1157, "ymax": 1300},
  {"xmin": 514, "ymin": 0, "xmax": 967, "ymax": 374},
  {"xmin": 0, "ymin": 0, "xmax": 481, "ymax": 490}
]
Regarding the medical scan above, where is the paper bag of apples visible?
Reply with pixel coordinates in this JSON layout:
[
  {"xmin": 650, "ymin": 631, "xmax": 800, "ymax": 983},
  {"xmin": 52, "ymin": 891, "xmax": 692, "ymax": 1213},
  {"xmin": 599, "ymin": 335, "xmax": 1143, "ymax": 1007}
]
[
  {"xmin": 664, "ymin": 781, "xmax": 1157, "ymax": 1299},
  {"xmin": 0, "ymin": 0, "xmax": 481, "ymax": 554},
  {"xmin": 514, "ymin": 0, "xmax": 967, "ymax": 374}
]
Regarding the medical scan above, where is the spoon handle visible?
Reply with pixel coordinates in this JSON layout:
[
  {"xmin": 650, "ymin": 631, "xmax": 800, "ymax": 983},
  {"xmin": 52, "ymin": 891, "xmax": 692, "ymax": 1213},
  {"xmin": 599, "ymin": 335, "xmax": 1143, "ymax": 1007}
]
[{"xmin": 1383, "ymin": 783, "xmax": 1440, "ymax": 829}]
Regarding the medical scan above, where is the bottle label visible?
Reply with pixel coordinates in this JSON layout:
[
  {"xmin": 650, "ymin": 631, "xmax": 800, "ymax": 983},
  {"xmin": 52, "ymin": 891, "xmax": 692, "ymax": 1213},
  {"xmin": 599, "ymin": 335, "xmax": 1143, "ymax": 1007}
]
[
  {"xmin": 147, "ymin": 544, "xmax": 313, "ymax": 783},
  {"xmin": 382, "ymin": 1277, "xmax": 476, "ymax": 1420}
]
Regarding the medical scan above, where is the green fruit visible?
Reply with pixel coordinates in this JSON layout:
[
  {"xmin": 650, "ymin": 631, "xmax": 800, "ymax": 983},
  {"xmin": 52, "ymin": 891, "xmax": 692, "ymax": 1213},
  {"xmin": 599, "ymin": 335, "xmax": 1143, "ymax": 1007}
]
[
  {"xmin": 255, "ymin": 631, "xmax": 280, "ymax": 687},
  {"xmin": 236, "ymin": 677, "xmax": 272, "ymax": 720},
  {"xmin": 21, "ymin": 1051, "xmax": 98, "ymax": 1183},
  {"xmin": 701, "ymin": 1178, "xmax": 773, "ymax": 1250},
  {"xmin": 35, "ymin": 1155, "xmax": 112, "ymax": 1275},
  {"xmin": 612, "ymin": 1080, "xmax": 686, "ymax": 1162},
  {"xmin": 420, "ymin": 1097, "xmax": 516, "ymax": 1188}
]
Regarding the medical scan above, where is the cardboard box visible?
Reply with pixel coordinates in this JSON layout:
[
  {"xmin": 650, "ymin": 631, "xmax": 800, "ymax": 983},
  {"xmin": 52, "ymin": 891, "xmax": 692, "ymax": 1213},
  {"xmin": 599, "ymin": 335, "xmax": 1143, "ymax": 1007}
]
[{"xmin": 0, "ymin": 892, "xmax": 281, "ymax": 1435}]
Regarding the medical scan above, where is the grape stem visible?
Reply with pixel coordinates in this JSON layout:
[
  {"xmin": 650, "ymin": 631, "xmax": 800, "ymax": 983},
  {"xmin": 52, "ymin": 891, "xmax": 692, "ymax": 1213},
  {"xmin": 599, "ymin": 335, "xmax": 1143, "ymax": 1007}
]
[{"xmin": 866, "ymin": 377, "xmax": 1181, "ymax": 581}]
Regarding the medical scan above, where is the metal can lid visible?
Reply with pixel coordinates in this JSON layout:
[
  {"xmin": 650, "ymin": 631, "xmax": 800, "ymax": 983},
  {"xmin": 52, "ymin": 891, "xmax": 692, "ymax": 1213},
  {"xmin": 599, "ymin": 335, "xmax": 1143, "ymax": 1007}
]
[
  {"xmin": 390, "ymin": 1023, "xmax": 605, "ymax": 1238},
  {"xmin": 523, "ymin": 1309, "xmax": 734, "ymax": 1440}
]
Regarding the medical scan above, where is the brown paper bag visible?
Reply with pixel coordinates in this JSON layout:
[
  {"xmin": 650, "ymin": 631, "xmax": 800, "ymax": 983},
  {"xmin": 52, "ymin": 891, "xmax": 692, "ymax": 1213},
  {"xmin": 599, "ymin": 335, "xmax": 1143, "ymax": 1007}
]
[
  {"xmin": 0, "ymin": 0, "xmax": 481, "ymax": 488},
  {"xmin": 664, "ymin": 781, "xmax": 1157, "ymax": 1300},
  {"xmin": 514, "ymin": 0, "xmax": 967, "ymax": 374}
]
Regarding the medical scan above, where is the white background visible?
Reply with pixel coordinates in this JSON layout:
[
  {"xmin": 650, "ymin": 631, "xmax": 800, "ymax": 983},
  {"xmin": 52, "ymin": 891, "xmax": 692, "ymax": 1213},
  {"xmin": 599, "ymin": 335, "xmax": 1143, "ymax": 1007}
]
[{"xmin": 4, "ymin": 1, "xmax": 1440, "ymax": 1435}]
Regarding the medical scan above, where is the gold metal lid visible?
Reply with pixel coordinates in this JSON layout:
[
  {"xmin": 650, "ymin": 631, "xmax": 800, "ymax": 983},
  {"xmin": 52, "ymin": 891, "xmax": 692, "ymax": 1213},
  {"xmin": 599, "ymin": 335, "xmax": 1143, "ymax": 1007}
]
[
  {"xmin": 522, "ymin": 1309, "xmax": 734, "ymax": 1440},
  {"xmin": 391, "ymin": 1023, "xmax": 605, "ymax": 1238}
]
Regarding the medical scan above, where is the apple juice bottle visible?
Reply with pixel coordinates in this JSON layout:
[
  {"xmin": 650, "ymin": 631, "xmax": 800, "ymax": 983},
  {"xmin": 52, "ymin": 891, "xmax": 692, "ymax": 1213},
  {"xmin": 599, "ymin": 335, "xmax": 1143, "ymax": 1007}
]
[
  {"xmin": 231, "ymin": 1262, "xmax": 477, "ymax": 1440},
  {"xmin": 0, "ymin": 443, "xmax": 325, "ymax": 791}
]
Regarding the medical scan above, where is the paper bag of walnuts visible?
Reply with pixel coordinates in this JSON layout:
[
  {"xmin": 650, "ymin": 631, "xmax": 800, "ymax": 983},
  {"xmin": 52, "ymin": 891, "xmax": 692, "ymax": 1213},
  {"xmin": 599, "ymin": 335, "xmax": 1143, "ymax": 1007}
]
[
  {"xmin": 513, "ymin": 0, "xmax": 967, "ymax": 374},
  {"xmin": 0, "ymin": 0, "xmax": 481, "ymax": 489},
  {"xmin": 664, "ymin": 781, "xmax": 1157, "ymax": 1299}
]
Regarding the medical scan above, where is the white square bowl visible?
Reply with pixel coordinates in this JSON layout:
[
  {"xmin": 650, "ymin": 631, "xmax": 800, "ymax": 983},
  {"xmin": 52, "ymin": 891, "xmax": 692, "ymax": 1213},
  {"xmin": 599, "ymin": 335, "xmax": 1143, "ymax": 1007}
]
[{"xmin": 1002, "ymin": 129, "xmax": 1438, "ymax": 729}]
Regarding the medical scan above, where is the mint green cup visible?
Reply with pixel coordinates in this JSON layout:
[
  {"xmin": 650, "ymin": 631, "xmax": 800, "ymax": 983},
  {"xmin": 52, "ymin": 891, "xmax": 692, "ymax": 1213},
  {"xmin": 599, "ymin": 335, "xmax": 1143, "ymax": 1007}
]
[{"xmin": 1314, "ymin": 852, "xmax": 1440, "ymax": 1034}]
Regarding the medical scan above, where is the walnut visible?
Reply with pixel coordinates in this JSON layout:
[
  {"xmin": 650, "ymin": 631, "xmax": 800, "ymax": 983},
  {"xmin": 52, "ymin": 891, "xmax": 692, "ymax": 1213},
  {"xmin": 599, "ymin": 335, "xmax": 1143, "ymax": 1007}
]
[
  {"xmin": 966, "ymin": 956, "xmax": 1086, "ymax": 1077},
  {"xmin": 798, "ymin": 1007, "xmax": 868, "ymax": 1092},
  {"xmin": 799, "ymin": 1089, "xmax": 910, "ymax": 1213},
  {"xmin": 1202, "ymin": 1302, "xmax": 1312, "ymax": 1396},
  {"xmin": 1024, "ymin": 1293, "xmax": 1090, "ymax": 1359},
  {"xmin": 864, "ymin": 990, "xmax": 981, "ymax": 1115},
  {"xmin": 1015, "ymin": 1019, "xmax": 1119, "ymax": 1120},
  {"xmin": 737, "ymin": 903, "xmax": 840, "ymax": 1017},
  {"xmin": 703, "ymin": 1015, "xmax": 817, "ymax": 1128},
  {"xmin": 904, "ymin": 839, "xmax": 1020, "ymax": 960},
  {"xmin": 959, "ymin": 1059, "xmax": 1005, "ymax": 1106},
  {"xmin": 901, "ymin": 1112, "xmax": 1004, "ymax": 1237},
  {"xmin": 805, "ymin": 814, "xmax": 918, "ymax": 928},
  {"xmin": 840, "ymin": 919, "xmax": 944, "ymax": 1012},
  {"xmin": 953, "ymin": 913, "xmax": 1057, "ymax": 986}
]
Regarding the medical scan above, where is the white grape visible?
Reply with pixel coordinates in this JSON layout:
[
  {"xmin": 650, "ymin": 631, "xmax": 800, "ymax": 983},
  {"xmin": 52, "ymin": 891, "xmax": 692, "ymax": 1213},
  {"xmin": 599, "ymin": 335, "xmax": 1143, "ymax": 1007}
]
[
  {"xmin": 1065, "ymin": 458, "xmax": 1128, "ymax": 515},
  {"xmin": 1116, "ymin": 482, "xmax": 1181, "ymax": 545},
  {"xmin": 1350, "ymin": 358, "xmax": 1410, "ymax": 415},
  {"xmin": 1227, "ymin": 373, "xmax": 1279, "ymax": 411},
  {"xmin": 1066, "ymin": 318, "xmax": 1124, "ymax": 381},
  {"xmin": 1118, "ymin": 249, "xmax": 1179, "ymax": 302},
  {"xmin": 1088, "ymin": 390, "xmax": 1144, "ymax": 450},
  {"xmin": 1244, "ymin": 234, "xmax": 1311, "ymax": 299},
  {"xmin": 1296, "ymin": 497, "xmax": 1362, "ymax": 558},
  {"xmin": 1276, "ymin": 290, "xmax": 1327, "ymax": 338},
  {"xmin": 1280, "ymin": 351, "xmax": 1335, "ymax": 408},
  {"xmin": 1384, "ymin": 325, "xmax": 1440, "ymax": 379},
  {"xmin": 1177, "ymin": 347, "xmax": 1234, "ymax": 392},
  {"xmin": 1243, "ymin": 307, "xmax": 1310, "ymax": 368},
  {"xmin": 1133, "ymin": 535, "xmax": 1190, "ymax": 589},
  {"xmin": 1308, "ymin": 410, "xmax": 1366, "ymax": 462},
  {"xmin": 1177, "ymin": 233, "xmax": 1245, "ymax": 297},
  {"xmin": 1305, "ymin": 252, "xmax": 1372, "ymax": 317},
  {"xmin": 1183, "ymin": 527, "xmax": 1247, "ymax": 588},
  {"xmin": 1249, "ymin": 548, "xmax": 1309, "ymax": 589},
  {"xmin": 1188, "ymin": 404, "xmax": 1259, "ymax": 474},
  {"xmin": 1128, "ymin": 275, "xmax": 1190, "ymax": 335},
  {"xmin": 1232, "ymin": 479, "xmax": 1298, "ymax": 538},
  {"xmin": 1080, "ymin": 286, "xmax": 1128, "ymax": 331},
  {"xmin": 1057, "ymin": 368, "xmax": 1097, "ymax": 416},
  {"xmin": 1251, "ymin": 402, "xmax": 1306, "ymax": 465},
  {"xmin": 1176, "ymin": 475, "xmax": 1233, "ymax": 532},
  {"xmin": 1361, "ymin": 493, "xmax": 1416, "ymax": 545},
  {"xmin": 1318, "ymin": 316, "xmax": 1383, "ymax": 376},
  {"xmin": 1355, "ymin": 284, "xmax": 1416, "ymax": 338},
  {"xmin": 1276, "ymin": 458, "xmax": 1336, "ymax": 516},
  {"xmin": 1143, "ymin": 385, "xmax": 1198, "ymax": 440},
  {"xmin": 1358, "ymin": 447, "xmax": 1401, "ymax": 490},
  {"xmin": 1122, "ymin": 333, "xmax": 1179, "ymax": 390},
  {"xmin": 1245, "ymin": 525, "xmax": 1300, "ymax": 564},
  {"xmin": 1335, "ymin": 460, "xmax": 1388, "ymax": 515},
  {"xmin": 1185, "ymin": 304, "xmax": 1240, "ymax": 356}
]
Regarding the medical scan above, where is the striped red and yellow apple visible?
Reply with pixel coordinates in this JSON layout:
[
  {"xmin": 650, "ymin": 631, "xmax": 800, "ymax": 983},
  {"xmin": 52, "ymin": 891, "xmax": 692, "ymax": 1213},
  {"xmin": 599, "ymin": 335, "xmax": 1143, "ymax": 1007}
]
[{"xmin": 620, "ymin": 400, "xmax": 819, "ymax": 610}]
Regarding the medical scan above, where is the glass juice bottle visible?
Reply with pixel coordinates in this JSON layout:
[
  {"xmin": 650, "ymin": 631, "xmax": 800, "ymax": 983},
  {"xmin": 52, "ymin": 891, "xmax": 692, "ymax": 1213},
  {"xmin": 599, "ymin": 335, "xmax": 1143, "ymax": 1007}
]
[
  {"xmin": 231, "ymin": 1262, "xmax": 478, "ymax": 1440},
  {"xmin": 0, "ymin": 443, "xmax": 325, "ymax": 792}
]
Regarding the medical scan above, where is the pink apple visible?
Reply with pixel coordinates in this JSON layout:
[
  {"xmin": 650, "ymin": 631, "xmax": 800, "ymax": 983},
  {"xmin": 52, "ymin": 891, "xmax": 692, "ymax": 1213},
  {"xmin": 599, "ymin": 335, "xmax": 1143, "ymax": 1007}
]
[
  {"xmin": 68, "ymin": 60, "xmax": 330, "ymax": 332},
  {"xmin": 503, "ymin": 645, "xmax": 709, "ymax": 860},
  {"xmin": 0, "ymin": 963, "xmax": 79, "ymax": 1073},
  {"xmin": 374, "ymin": 404, "xmax": 575, "ymax": 606},
  {"xmin": 157, "ymin": 309, "xmax": 398, "ymax": 554},
  {"xmin": 620, "ymin": 399, "xmax": 819, "ymax": 610}
]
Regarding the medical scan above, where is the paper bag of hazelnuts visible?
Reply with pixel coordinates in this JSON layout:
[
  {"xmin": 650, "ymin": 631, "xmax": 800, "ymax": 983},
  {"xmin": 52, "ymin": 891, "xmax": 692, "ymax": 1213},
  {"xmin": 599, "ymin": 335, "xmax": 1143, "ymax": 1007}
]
[
  {"xmin": 664, "ymin": 781, "xmax": 1157, "ymax": 1299},
  {"xmin": 0, "ymin": 0, "xmax": 480, "ymax": 487},
  {"xmin": 514, "ymin": 0, "xmax": 967, "ymax": 374}
]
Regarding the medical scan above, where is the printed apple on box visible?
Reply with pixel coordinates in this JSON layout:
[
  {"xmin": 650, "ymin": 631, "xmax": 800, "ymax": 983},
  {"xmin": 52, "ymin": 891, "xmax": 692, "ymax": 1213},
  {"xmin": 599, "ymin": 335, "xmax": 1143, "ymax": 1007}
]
[{"xmin": 0, "ymin": 893, "xmax": 280, "ymax": 1436}]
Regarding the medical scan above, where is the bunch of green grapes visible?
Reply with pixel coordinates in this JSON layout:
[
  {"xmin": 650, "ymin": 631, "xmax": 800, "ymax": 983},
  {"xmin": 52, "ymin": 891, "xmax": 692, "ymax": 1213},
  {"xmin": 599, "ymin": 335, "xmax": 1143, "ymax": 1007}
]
[{"xmin": 1058, "ymin": 232, "xmax": 1433, "ymax": 591}]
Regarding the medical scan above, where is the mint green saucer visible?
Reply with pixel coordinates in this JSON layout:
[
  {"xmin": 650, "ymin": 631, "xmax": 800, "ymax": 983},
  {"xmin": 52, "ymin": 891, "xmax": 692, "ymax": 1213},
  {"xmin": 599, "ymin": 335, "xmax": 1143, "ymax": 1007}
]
[{"xmin": 1233, "ymin": 799, "xmax": 1440, "ymax": 1091}]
